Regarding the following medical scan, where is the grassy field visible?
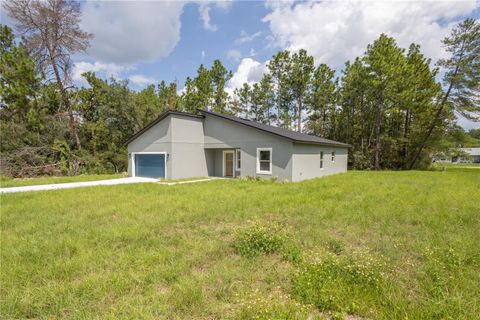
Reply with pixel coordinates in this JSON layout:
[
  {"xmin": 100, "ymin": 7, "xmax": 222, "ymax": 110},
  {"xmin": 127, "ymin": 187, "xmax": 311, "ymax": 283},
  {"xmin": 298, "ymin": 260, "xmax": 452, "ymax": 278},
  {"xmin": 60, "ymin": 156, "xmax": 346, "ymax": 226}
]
[
  {"xmin": 1, "ymin": 171, "xmax": 479, "ymax": 319},
  {"xmin": 0, "ymin": 173, "xmax": 126, "ymax": 188}
]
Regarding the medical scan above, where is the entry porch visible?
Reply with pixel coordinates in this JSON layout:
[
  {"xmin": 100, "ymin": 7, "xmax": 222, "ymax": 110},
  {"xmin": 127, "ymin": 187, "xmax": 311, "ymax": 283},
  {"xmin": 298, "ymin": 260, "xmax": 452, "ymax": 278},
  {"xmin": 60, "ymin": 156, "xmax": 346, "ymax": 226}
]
[{"xmin": 204, "ymin": 148, "xmax": 241, "ymax": 178}]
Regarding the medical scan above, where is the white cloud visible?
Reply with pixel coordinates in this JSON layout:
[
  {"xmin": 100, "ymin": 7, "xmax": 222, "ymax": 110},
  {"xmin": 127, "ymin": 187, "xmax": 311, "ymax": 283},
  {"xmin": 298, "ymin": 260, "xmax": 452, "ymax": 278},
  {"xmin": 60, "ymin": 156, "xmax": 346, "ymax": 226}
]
[
  {"xmin": 199, "ymin": 4, "xmax": 218, "ymax": 31},
  {"xmin": 201, "ymin": 50, "xmax": 206, "ymax": 59},
  {"xmin": 227, "ymin": 49, "xmax": 242, "ymax": 62},
  {"xmin": 235, "ymin": 30, "xmax": 262, "ymax": 45},
  {"xmin": 227, "ymin": 58, "xmax": 268, "ymax": 94},
  {"xmin": 81, "ymin": 1, "xmax": 186, "ymax": 65},
  {"xmin": 212, "ymin": 0, "xmax": 233, "ymax": 10},
  {"xmin": 79, "ymin": 1, "xmax": 233, "ymax": 65},
  {"xmin": 8, "ymin": 0, "xmax": 232, "ymax": 70},
  {"xmin": 73, "ymin": 61, "xmax": 155, "ymax": 88},
  {"xmin": 263, "ymin": 0, "xmax": 479, "ymax": 68},
  {"xmin": 264, "ymin": 0, "xmax": 295, "ymax": 10},
  {"xmin": 72, "ymin": 61, "xmax": 130, "ymax": 85},
  {"xmin": 129, "ymin": 74, "xmax": 157, "ymax": 87},
  {"xmin": 198, "ymin": 1, "xmax": 233, "ymax": 32}
]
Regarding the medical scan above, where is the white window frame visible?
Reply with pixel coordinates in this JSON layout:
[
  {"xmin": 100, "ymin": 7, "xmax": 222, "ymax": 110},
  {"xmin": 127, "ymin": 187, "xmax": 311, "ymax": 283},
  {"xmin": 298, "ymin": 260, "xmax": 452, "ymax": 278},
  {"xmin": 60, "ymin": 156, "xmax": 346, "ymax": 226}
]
[
  {"xmin": 320, "ymin": 151, "xmax": 324, "ymax": 169},
  {"xmin": 131, "ymin": 151, "xmax": 167, "ymax": 179},
  {"xmin": 236, "ymin": 149, "xmax": 241, "ymax": 170},
  {"xmin": 223, "ymin": 150, "xmax": 235, "ymax": 178},
  {"xmin": 256, "ymin": 147, "xmax": 272, "ymax": 175},
  {"xmin": 331, "ymin": 151, "xmax": 335, "ymax": 162}
]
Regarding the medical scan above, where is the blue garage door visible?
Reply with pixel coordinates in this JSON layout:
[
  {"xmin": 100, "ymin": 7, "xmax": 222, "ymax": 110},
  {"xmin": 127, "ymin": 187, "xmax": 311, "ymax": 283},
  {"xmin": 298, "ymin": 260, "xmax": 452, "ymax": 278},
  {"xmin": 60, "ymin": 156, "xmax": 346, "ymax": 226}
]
[{"xmin": 135, "ymin": 154, "xmax": 165, "ymax": 178}]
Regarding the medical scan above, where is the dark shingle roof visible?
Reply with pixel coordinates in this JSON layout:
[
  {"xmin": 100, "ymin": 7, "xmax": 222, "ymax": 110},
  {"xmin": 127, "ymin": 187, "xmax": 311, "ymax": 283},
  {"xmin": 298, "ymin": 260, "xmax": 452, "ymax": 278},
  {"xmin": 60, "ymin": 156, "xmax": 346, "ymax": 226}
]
[{"xmin": 198, "ymin": 109, "xmax": 351, "ymax": 147}]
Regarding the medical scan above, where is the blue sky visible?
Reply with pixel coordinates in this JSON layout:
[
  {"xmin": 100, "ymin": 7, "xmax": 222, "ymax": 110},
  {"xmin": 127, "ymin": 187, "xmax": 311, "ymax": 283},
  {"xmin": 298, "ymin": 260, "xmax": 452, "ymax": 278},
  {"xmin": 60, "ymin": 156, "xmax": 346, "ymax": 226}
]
[
  {"xmin": 71, "ymin": 1, "xmax": 277, "ymax": 88},
  {"xmin": 2, "ymin": 0, "xmax": 479, "ymax": 128},
  {"xmin": 130, "ymin": 1, "xmax": 273, "ymax": 85}
]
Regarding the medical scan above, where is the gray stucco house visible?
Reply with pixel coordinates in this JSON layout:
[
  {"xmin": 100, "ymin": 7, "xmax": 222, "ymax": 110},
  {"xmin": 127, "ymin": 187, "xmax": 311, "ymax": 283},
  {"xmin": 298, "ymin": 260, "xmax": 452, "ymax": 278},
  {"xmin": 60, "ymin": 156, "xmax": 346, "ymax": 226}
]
[{"xmin": 126, "ymin": 109, "xmax": 350, "ymax": 182}]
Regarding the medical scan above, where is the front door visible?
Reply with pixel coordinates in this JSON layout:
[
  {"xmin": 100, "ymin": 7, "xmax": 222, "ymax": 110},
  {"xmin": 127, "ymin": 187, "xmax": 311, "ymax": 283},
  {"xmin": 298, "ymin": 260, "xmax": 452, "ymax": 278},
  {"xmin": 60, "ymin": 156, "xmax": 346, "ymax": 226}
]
[{"xmin": 224, "ymin": 151, "xmax": 234, "ymax": 177}]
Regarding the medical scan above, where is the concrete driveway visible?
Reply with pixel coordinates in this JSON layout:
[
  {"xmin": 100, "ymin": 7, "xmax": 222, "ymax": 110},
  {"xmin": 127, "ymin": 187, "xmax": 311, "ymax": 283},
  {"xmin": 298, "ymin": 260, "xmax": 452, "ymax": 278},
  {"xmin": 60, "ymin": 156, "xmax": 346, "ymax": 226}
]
[{"xmin": 0, "ymin": 177, "xmax": 159, "ymax": 194}]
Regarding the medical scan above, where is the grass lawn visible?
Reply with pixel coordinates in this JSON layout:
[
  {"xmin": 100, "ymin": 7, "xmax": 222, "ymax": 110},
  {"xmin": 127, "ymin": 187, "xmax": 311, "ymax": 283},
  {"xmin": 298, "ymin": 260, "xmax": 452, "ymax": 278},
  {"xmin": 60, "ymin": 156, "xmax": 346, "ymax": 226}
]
[
  {"xmin": 433, "ymin": 162, "xmax": 480, "ymax": 168},
  {"xmin": 1, "ymin": 171, "xmax": 479, "ymax": 319},
  {"xmin": 0, "ymin": 173, "xmax": 127, "ymax": 188}
]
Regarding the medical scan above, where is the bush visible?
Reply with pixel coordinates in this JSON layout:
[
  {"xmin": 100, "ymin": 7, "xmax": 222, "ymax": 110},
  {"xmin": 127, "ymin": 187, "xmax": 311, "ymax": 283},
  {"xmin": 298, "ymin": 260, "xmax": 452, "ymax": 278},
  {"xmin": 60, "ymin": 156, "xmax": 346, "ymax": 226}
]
[{"xmin": 233, "ymin": 222, "xmax": 288, "ymax": 258}]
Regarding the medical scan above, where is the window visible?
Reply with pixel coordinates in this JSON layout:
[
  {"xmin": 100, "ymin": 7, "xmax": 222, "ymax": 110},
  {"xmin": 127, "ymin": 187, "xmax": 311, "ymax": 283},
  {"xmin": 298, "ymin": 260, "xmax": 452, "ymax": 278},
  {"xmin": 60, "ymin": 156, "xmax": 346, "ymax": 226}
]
[
  {"xmin": 331, "ymin": 151, "xmax": 335, "ymax": 162},
  {"xmin": 320, "ymin": 151, "xmax": 324, "ymax": 169},
  {"xmin": 256, "ymin": 148, "xmax": 272, "ymax": 174},
  {"xmin": 236, "ymin": 150, "xmax": 241, "ymax": 169}
]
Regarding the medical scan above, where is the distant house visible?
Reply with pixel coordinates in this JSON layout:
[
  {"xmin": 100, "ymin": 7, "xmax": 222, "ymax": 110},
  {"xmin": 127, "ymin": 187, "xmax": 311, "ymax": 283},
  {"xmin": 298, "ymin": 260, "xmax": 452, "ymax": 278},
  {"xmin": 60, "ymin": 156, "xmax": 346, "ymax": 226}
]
[
  {"xmin": 125, "ymin": 110, "xmax": 350, "ymax": 181},
  {"xmin": 435, "ymin": 147, "xmax": 480, "ymax": 163},
  {"xmin": 453, "ymin": 148, "xmax": 480, "ymax": 163}
]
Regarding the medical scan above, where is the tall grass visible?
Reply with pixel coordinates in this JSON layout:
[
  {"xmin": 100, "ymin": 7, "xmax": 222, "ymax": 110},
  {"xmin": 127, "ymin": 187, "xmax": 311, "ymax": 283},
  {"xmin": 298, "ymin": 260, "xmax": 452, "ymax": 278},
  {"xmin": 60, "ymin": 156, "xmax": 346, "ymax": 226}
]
[{"xmin": 1, "ymin": 171, "xmax": 479, "ymax": 319}]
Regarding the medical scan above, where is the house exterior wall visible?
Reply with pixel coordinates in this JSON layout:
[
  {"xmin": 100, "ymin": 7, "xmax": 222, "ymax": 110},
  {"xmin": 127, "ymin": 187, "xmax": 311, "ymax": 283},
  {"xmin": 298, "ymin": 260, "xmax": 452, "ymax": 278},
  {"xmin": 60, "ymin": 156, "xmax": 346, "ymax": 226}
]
[
  {"xmin": 127, "ymin": 116, "xmax": 172, "ymax": 178},
  {"xmin": 169, "ymin": 115, "xmax": 209, "ymax": 179},
  {"xmin": 127, "ymin": 112, "xmax": 349, "ymax": 181},
  {"xmin": 127, "ymin": 114, "xmax": 208, "ymax": 180},
  {"xmin": 204, "ymin": 149, "xmax": 216, "ymax": 176},
  {"xmin": 212, "ymin": 149, "xmax": 224, "ymax": 177},
  {"xmin": 291, "ymin": 144, "xmax": 348, "ymax": 182},
  {"xmin": 203, "ymin": 115, "xmax": 293, "ymax": 181}
]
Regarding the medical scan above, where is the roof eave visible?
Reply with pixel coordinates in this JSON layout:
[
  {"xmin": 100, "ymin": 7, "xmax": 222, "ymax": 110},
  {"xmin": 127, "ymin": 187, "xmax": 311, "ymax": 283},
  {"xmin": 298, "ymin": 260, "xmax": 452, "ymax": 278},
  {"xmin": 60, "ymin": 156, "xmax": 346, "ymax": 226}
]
[{"xmin": 294, "ymin": 140, "xmax": 353, "ymax": 148}]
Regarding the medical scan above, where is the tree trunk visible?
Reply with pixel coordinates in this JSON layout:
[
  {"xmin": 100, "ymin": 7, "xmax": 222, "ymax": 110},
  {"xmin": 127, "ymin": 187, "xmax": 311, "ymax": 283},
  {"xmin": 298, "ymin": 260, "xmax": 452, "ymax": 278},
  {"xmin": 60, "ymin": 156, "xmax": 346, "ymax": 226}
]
[
  {"xmin": 50, "ymin": 55, "xmax": 81, "ymax": 150},
  {"xmin": 408, "ymin": 41, "xmax": 465, "ymax": 169},
  {"xmin": 408, "ymin": 80, "xmax": 455, "ymax": 169},
  {"xmin": 373, "ymin": 98, "xmax": 383, "ymax": 170},
  {"xmin": 402, "ymin": 109, "xmax": 411, "ymax": 169},
  {"xmin": 297, "ymin": 98, "xmax": 302, "ymax": 132},
  {"xmin": 408, "ymin": 104, "xmax": 444, "ymax": 169},
  {"xmin": 322, "ymin": 108, "xmax": 327, "ymax": 136}
]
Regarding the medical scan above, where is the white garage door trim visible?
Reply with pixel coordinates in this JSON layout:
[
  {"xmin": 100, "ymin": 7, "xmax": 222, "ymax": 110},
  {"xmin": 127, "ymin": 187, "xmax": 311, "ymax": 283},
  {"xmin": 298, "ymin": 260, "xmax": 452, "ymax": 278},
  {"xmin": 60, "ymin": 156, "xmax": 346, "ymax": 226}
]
[{"xmin": 131, "ymin": 152, "xmax": 167, "ymax": 179}]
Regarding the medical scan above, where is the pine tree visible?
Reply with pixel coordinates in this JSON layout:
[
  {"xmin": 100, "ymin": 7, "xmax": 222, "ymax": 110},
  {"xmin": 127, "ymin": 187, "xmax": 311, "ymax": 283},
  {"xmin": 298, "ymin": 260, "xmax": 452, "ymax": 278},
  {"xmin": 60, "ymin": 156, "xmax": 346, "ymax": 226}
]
[
  {"xmin": 290, "ymin": 49, "xmax": 314, "ymax": 132},
  {"xmin": 306, "ymin": 64, "xmax": 337, "ymax": 137},
  {"xmin": 363, "ymin": 34, "xmax": 407, "ymax": 170},
  {"xmin": 410, "ymin": 19, "xmax": 480, "ymax": 168}
]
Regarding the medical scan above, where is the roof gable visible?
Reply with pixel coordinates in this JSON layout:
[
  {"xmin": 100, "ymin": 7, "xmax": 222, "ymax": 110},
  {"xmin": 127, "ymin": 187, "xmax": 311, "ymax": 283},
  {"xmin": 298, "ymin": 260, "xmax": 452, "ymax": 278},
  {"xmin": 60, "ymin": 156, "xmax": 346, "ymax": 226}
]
[{"xmin": 125, "ymin": 111, "xmax": 203, "ymax": 145}]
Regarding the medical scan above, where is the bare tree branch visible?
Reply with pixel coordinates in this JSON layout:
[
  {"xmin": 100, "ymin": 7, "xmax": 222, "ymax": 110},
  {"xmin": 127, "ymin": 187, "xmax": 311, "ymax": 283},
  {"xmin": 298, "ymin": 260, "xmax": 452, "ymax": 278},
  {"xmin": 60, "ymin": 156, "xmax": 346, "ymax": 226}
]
[{"xmin": 4, "ymin": 0, "xmax": 93, "ymax": 150}]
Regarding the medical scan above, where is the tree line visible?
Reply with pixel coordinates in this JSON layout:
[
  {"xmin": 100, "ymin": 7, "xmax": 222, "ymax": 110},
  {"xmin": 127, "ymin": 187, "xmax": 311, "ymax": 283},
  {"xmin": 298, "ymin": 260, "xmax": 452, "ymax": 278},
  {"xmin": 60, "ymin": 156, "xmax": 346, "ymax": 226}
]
[{"xmin": 1, "ymin": 0, "xmax": 479, "ymax": 177}]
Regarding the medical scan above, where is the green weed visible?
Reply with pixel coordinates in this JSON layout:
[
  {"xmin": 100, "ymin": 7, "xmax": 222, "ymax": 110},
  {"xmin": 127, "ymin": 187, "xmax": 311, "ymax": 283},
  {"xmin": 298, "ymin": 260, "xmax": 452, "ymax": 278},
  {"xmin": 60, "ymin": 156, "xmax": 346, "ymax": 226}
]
[
  {"xmin": 233, "ymin": 222, "xmax": 288, "ymax": 258},
  {"xmin": 291, "ymin": 252, "xmax": 388, "ymax": 317}
]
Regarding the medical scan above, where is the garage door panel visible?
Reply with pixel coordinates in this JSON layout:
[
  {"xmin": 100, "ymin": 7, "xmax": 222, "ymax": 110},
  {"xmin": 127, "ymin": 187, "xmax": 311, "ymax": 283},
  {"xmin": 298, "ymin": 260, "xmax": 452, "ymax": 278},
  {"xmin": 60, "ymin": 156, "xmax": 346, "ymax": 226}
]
[{"xmin": 135, "ymin": 154, "xmax": 165, "ymax": 178}]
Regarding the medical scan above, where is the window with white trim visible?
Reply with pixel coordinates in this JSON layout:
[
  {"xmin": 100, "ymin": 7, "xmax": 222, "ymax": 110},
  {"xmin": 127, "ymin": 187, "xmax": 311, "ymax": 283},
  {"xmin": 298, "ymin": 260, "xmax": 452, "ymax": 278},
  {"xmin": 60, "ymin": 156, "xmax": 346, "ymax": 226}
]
[
  {"xmin": 320, "ymin": 151, "xmax": 324, "ymax": 169},
  {"xmin": 236, "ymin": 149, "xmax": 241, "ymax": 169},
  {"xmin": 256, "ymin": 148, "xmax": 272, "ymax": 174},
  {"xmin": 331, "ymin": 151, "xmax": 335, "ymax": 162}
]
